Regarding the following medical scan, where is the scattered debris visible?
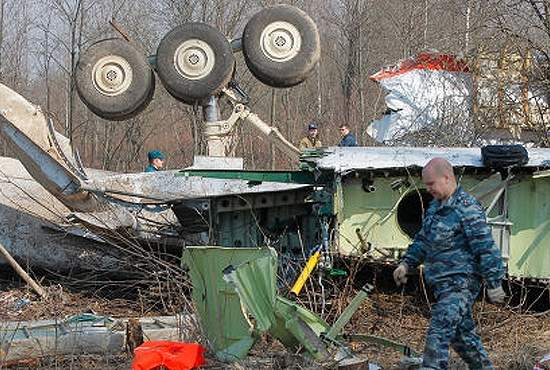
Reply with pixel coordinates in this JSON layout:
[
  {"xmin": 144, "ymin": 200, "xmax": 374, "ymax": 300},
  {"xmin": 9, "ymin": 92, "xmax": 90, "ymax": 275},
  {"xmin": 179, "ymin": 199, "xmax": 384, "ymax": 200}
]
[
  {"xmin": 367, "ymin": 52, "xmax": 471, "ymax": 144},
  {"xmin": 10, "ymin": 298, "xmax": 31, "ymax": 312},
  {"xmin": 126, "ymin": 318, "xmax": 144, "ymax": 353},
  {"xmin": 0, "ymin": 313, "xmax": 188, "ymax": 364},
  {"xmin": 183, "ymin": 246, "xmax": 428, "ymax": 368}
]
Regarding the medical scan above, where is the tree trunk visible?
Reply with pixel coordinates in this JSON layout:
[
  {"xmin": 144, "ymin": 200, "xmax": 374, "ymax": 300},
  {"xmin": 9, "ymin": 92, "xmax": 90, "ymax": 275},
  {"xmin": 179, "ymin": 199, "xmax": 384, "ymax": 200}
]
[
  {"xmin": 317, "ymin": 58, "xmax": 322, "ymax": 118},
  {"xmin": 0, "ymin": 0, "xmax": 4, "ymax": 79},
  {"xmin": 65, "ymin": 0, "xmax": 83, "ymax": 145},
  {"xmin": 424, "ymin": 0, "xmax": 429, "ymax": 49},
  {"xmin": 465, "ymin": 0, "xmax": 471, "ymax": 52},
  {"xmin": 358, "ymin": 11, "xmax": 365, "ymax": 141},
  {"xmin": 270, "ymin": 88, "xmax": 276, "ymax": 169}
]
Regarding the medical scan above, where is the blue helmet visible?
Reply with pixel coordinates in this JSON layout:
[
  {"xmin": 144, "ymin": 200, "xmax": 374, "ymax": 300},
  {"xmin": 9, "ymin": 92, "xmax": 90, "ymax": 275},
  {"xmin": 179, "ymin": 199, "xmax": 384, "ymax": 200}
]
[
  {"xmin": 308, "ymin": 122, "xmax": 318, "ymax": 130},
  {"xmin": 147, "ymin": 150, "xmax": 165, "ymax": 161}
]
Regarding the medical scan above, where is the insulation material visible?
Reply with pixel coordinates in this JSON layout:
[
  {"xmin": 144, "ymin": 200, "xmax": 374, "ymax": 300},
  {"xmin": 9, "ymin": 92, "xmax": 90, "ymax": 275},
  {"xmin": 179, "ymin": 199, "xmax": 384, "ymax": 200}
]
[{"xmin": 367, "ymin": 52, "xmax": 473, "ymax": 143}]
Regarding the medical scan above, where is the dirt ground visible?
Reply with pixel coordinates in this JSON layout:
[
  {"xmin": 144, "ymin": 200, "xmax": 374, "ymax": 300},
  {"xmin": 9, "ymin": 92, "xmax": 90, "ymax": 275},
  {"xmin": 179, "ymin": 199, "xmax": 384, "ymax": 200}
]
[
  {"xmin": 1, "ymin": 280, "xmax": 550, "ymax": 369},
  {"xmin": 349, "ymin": 292, "xmax": 550, "ymax": 369}
]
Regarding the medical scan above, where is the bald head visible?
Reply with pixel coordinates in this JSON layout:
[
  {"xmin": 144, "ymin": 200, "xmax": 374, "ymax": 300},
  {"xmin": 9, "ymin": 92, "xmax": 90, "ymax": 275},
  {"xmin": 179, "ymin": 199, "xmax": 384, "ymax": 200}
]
[
  {"xmin": 422, "ymin": 158, "xmax": 457, "ymax": 201},
  {"xmin": 423, "ymin": 158, "xmax": 455, "ymax": 180}
]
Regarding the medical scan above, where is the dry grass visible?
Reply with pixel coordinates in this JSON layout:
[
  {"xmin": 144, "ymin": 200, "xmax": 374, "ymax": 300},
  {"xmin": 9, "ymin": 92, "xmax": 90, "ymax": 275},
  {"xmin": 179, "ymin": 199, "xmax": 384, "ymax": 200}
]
[
  {"xmin": 2, "ymin": 268, "xmax": 550, "ymax": 369},
  {"xmin": 345, "ymin": 291, "xmax": 550, "ymax": 369}
]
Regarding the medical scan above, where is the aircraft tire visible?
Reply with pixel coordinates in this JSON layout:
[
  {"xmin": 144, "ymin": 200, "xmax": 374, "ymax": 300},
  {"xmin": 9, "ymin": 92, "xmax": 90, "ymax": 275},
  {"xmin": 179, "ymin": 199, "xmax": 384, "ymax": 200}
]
[
  {"xmin": 481, "ymin": 144, "xmax": 529, "ymax": 168},
  {"xmin": 156, "ymin": 23, "xmax": 235, "ymax": 105},
  {"xmin": 242, "ymin": 5, "xmax": 320, "ymax": 88},
  {"xmin": 75, "ymin": 38, "xmax": 155, "ymax": 121}
]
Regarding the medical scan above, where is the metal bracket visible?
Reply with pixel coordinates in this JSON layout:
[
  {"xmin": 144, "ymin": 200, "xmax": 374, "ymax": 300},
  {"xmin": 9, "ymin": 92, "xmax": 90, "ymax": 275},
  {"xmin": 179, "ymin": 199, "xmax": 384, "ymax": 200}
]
[
  {"xmin": 204, "ymin": 104, "xmax": 247, "ymax": 138},
  {"xmin": 222, "ymin": 81, "xmax": 249, "ymax": 105},
  {"xmin": 204, "ymin": 86, "xmax": 300, "ymax": 159},
  {"xmin": 203, "ymin": 103, "xmax": 248, "ymax": 156}
]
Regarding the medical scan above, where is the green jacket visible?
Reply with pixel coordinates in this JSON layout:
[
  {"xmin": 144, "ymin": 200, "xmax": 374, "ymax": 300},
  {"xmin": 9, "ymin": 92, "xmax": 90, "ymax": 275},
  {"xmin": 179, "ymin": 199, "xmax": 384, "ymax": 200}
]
[{"xmin": 144, "ymin": 164, "xmax": 158, "ymax": 172}]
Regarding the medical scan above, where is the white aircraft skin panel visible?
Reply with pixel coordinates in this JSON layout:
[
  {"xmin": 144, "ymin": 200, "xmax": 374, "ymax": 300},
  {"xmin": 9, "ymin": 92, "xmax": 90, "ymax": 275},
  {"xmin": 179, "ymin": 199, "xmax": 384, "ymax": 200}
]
[{"xmin": 307, "ymin": 147, "xmax": 550, "ymax": 172}]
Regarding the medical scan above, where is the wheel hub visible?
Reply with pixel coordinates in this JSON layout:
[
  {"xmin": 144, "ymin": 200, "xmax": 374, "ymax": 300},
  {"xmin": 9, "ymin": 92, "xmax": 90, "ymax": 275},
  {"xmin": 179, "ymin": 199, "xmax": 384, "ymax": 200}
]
[
  {"xmin": 174, "ymin": 39, "xmax": 215, "ymax": 80},
  {"xmin": 92, "ymin": 55, "xmax": 133, "ymax": 96},
  {"xmin": 260, "ymin": 21, "xmax": 301, "ymax": 62}
]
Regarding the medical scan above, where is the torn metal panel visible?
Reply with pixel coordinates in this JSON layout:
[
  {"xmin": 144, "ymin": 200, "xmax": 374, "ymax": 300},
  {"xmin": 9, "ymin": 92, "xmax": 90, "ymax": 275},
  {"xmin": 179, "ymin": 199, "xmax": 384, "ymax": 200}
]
[
  {"xmin": 223, "ymin": 255, "xmax": 331, "ymax": 343},
  {"xmin": 0, "ymin": 80, "xmax": 189, "ymax": 238},
  {"xmin": 0, "ymin": 84, "xmax": 164, "ymax": 238},
  {"xmin": 0, "ymin": 314, "xmax": 188, "ymax": 363},
  {"xmin": 222, "ymin": 250, "xmax": 331, "ymax": 360},
  {"xmin": 270, "ymin": 297, "xmax": 329, "ymax": 359},
  {"xmin": 78, "ymin": 170, "xmax": 310, "ymax": 241},
  {"xmin": 184, "ymin": 246, "xmax": 418, "ymax": 367},
  {"xmin": 367, "ymin": 52, "xmax": 472, "ymax": 144},
  {"xmin": 0, "ymin": 157, "xmax": 69, "ymax": 223},
  {"xmin": 303, "ymin": 146, "xmax": 550, "ymax": 173},
  {"xmin": 222, "ymin": 255, "xmax": 277, "ymax": 332},
  {"xmin": 69, "ymin": 208, "xmax": 138, "ymax": 231},
  {"xmin": 224, "ymin": 251, "xmax": 392, "ymax": 366},
  {"xmin": 84, "ymin": 170, "xmax": 310, "ymax": 204},
  {"xmin": 0, "ymin": 84, "xmax": 99, "ymax": 211},
  {"xmin": 182, "ymin": 246, "xmax": 276, "ymax": 361},
  {"xmin": 0, "ymin": 157, "xmax": 126, "ymax": 271}
]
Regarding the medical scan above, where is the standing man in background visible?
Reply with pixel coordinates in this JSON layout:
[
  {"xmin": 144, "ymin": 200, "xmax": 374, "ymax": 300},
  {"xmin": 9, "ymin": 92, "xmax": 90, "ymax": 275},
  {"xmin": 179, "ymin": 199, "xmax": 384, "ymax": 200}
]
[
  {"xmin": 145, "ymin": 150, "xmax": 166, "ymax": 172},
  {"xmin": 338, "ymin": 124, "xmax": 358, "ymax": 146},
  {"xmin": 298, "ymin": 122, "xmax": 323, "ymax": 151},
  {"xmin": 393, "ymin": 157, "xmax": 505, "ymax": 370}
]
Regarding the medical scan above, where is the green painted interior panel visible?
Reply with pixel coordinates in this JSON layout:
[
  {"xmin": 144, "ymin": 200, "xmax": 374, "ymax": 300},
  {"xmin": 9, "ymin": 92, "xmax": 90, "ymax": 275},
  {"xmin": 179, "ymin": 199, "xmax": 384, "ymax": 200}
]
[
  {"xmin": 212, "ymin": 190, "xmax": 319, "ymax": 254},
  {"xmin": 337, "ymin": 177, "xmax": 416, "ymax": 257},
  {"xmin": 337, "ymin": 175, "xmax": 497, "ymax": 258},
  {"xmin": 507, "ymin": 177, "xmax": 550, "ymax": 279},
  {"xmin": 182, "ymin": 246, "xmax": 275, "ymax": 361},
  {"xmin": 198, "ymin": 168, "xmax": 550, "ymax": 280}
]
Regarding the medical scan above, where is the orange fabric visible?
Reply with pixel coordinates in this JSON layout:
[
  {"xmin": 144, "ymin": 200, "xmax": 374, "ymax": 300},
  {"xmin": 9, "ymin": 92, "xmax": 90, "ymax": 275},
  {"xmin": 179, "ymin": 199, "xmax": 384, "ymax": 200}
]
[{"xmin": 131, "ymin": 341, "xmax": 205, "ymax": 370}]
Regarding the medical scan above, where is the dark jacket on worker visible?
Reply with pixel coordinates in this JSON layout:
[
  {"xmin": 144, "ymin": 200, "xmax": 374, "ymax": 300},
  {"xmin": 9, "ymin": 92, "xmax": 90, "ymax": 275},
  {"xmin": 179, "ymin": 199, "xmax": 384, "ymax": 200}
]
[{"xmin": 339, "ymin": 133, "xmax": 358, "ymax": 147}]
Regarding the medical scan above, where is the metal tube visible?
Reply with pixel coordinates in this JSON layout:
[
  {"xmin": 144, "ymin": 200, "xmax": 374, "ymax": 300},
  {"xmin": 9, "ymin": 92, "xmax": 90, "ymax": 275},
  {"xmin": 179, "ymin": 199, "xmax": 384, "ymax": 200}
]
[
  {"xmin": 203, "ymin": 95, "xmax": 220, "ymax": 122},
  {"xmin": 243, "ymin": 111, "xmax": 300, "ymax": 160},
  {"xmin": 203, "ymin": 96, "xmax": 226, "ymax": 156},
  {"xmin": 325, "ymin": 284, "xmax": 373, "ymax": 340},
  {"xmin": 485, "ymin": 186, "xmax": 505, "ymax": 215}
]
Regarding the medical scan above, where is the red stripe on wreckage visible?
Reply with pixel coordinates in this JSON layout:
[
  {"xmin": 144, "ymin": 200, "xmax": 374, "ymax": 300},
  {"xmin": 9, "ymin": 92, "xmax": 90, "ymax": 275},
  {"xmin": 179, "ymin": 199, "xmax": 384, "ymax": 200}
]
[{"xmin": 370, "ymin": 52, "xmax": 470, "ymax": 81}]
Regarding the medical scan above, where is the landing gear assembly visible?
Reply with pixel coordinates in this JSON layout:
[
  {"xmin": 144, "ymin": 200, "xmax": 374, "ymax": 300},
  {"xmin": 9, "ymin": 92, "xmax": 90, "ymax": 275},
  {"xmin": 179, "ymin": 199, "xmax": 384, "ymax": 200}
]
[{"xmin": 74, "ymin": 5, "xmax": 321, "ymax": 159}]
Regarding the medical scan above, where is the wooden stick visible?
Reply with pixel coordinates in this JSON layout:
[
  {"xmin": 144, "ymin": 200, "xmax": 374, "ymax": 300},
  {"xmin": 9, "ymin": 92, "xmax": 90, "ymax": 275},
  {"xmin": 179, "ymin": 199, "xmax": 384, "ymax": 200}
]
[{"xmin": 0, "ymin": 241, "xmax": 48, "ymax": 299}]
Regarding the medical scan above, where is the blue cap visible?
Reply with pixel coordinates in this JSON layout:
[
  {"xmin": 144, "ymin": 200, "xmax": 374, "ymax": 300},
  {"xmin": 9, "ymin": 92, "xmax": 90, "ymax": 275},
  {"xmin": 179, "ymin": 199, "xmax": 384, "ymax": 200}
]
[
  {"xmin": 308, "ymin": 122, "xmax": 318, "ymax": 130},
  {"xmin": 147, "ymin": 150, "xmax": 165, "ymax": 161}
]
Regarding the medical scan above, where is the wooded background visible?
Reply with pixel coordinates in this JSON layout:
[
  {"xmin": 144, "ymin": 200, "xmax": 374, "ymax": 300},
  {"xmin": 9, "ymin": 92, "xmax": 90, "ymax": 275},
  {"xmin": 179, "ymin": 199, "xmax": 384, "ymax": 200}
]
[{"xmin": 1, "ymin": 0, "xmax": 549, "ymax": 171}]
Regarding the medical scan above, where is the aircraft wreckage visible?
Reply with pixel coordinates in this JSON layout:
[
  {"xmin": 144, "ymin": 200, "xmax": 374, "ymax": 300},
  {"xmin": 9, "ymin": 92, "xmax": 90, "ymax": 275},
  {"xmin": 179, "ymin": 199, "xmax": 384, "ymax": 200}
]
[
  {"xmin": 1, "ymin": 4, "xmax": 550, "ymax": 366},
  {"xmin": 0, "ymin": 4, "xmax": 549, "ymax": 287}
]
